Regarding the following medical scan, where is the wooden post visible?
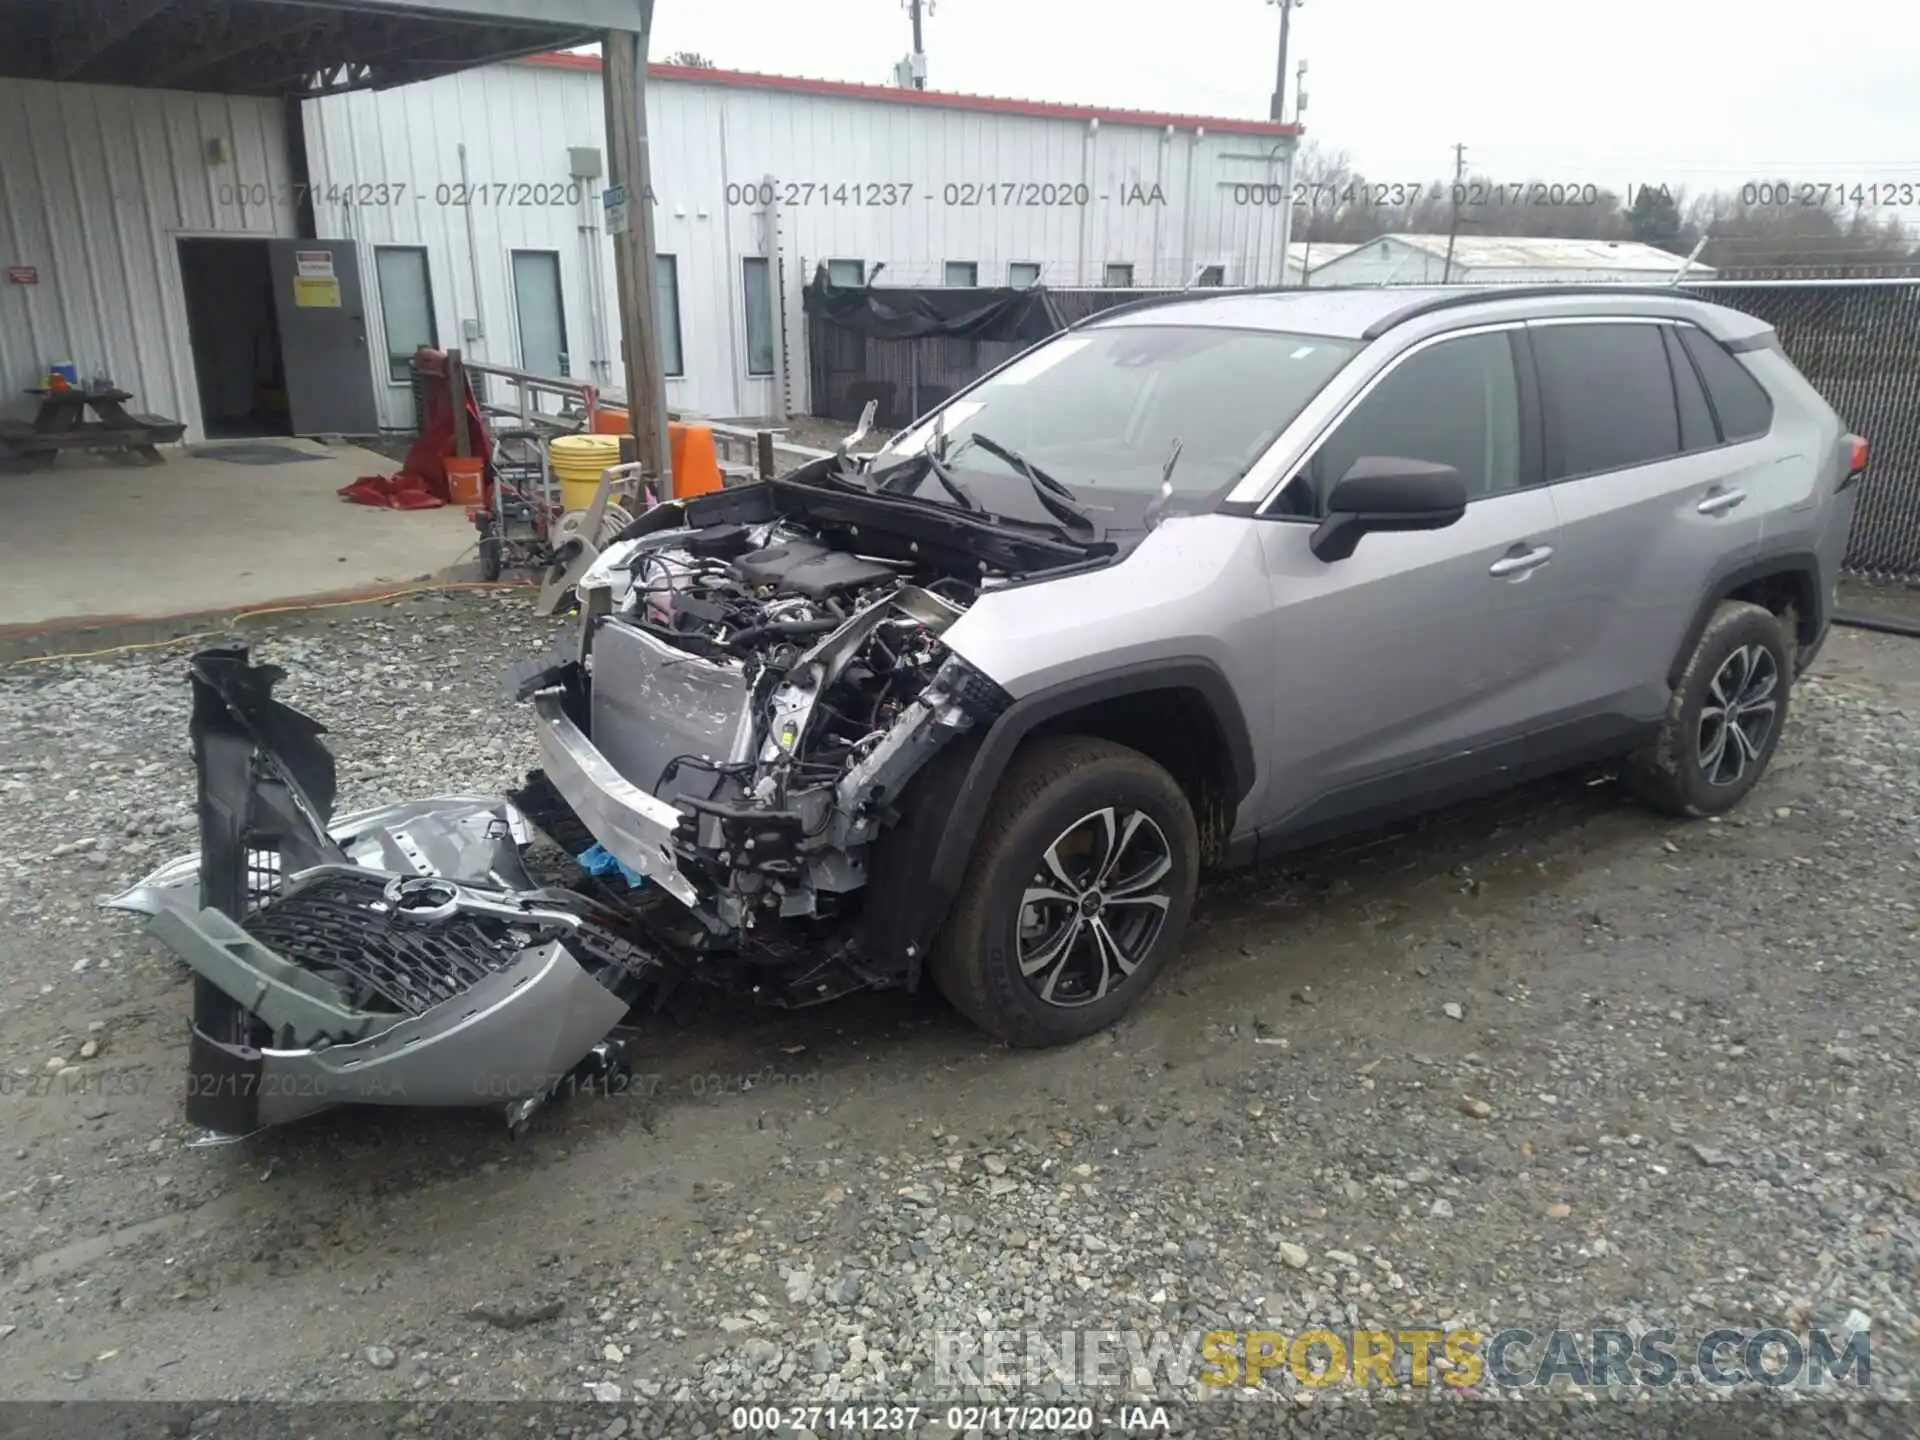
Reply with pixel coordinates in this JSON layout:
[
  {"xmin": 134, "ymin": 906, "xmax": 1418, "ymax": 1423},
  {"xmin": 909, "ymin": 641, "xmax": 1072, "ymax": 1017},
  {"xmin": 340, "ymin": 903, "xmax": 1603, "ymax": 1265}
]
[
  {"xmin": 602, "ymin": 14, "xmax": 673, "ymax": 497},
  {"xmin": 756, "ymin": 428, "xmax": 775, "ymax": 481},
  {"xmin": 448, "ymin": 348, "xmax": 469, "ymax": 459}
]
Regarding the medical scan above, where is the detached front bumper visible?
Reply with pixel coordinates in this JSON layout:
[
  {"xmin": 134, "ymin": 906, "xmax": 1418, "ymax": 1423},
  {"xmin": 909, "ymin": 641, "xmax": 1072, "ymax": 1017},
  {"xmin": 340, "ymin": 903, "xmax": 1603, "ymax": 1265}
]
[
  {"xmin": 108, "ymin": 646, "xmax": 667, "ymax": 1136},
  {"xmin": 177, "ymin": 936, "xmax": 628, "ymax": 1132}
]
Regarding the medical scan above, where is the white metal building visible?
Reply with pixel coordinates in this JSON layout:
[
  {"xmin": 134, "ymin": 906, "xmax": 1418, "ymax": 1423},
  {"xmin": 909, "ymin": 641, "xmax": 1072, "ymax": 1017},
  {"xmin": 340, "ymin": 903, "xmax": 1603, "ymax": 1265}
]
[
  {"xmin": 3, "ymin": 49, "xmax": 1297, "ymax": 443},
  {"xmin": 302, "ymin": 55, "xmax": 1303, "ymax": 430},
  {"xmin": 1286, "ymin": 239, "xmax": 1358, "ymax": 284},
  {"xmin": 1304, "ymin": 233, "xmax": 1711, "ymax": 287},
  {"xmin": 0, "ymin": 79, "xmax": 304, "ymax": 440}
]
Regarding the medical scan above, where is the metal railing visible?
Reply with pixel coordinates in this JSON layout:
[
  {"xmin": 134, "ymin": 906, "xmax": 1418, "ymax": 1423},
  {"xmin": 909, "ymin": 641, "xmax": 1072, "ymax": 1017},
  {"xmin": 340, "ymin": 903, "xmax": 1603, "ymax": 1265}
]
[
  {"xmin": 706, "ymin": 420, "xmax": 836, "ymax": 481},
  {"xmin": 460, "ymin": 360, "xmax": 600, "ymax": 438}
]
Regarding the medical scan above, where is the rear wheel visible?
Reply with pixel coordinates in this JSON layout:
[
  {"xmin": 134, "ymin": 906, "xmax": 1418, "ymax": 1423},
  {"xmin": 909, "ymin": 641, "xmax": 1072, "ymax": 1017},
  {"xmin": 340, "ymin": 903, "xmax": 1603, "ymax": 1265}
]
[
  {"xmin": 477, "ymin": 519, "xmax": 504, "ymax": 582},
  {"xmin": 931, "ymin": 736, "xmax": 1198, "ymax": 1046},
  {"xmin": 1626, "ymin": 600, "xmax": 1791, "ymax": 817}
]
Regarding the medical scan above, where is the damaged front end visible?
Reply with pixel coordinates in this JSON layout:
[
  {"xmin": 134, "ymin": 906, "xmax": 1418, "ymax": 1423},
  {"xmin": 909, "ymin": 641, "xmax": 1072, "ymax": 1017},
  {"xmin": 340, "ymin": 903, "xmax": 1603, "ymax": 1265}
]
[
  {"xmin": 518, "ymin": 469, "xmax": 1035, "ymax": 978},
  {"xmin": 111, "ymin": 464, "xmax": 1078, "ymax": 1135}
]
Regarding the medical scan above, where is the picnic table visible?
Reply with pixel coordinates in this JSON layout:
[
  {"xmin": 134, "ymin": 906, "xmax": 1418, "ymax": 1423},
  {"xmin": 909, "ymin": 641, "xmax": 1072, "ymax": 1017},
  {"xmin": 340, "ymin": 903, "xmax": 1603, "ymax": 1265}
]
[{"xmin": 0, "ymin": 387, "xmax": 186, "ymax": 466}]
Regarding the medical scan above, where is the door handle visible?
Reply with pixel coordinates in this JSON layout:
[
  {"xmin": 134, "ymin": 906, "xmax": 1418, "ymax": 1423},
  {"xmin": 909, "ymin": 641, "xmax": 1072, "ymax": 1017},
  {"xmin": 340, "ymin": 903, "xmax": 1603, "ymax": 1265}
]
[
  {"xmin": 1697, "ymin": 488, "xmax": 1747, "ymax": 516},
  {"xmin": 1489, "ymin": 544, "xmax": 1554, "ymax": 577}
]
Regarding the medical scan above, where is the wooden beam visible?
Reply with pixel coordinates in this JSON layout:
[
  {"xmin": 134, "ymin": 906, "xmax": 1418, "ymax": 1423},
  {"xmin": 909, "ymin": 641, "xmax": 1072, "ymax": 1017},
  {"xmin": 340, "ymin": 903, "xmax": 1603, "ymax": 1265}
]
[{"xmin": 601, "ymin": 11, "xmax": 671, "ymax": 493}]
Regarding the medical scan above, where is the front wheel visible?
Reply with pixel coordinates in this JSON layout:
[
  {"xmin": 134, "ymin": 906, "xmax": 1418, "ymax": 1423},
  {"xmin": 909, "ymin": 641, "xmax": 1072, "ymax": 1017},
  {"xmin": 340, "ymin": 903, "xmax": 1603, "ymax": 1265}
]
[
  {"xmin": 1626, "ymin": 600, "xmax": 1791, "ymax": 817},
  {"xmin": 931, "ymin": 736, "xmax": 1198, "ymax": 1047}
]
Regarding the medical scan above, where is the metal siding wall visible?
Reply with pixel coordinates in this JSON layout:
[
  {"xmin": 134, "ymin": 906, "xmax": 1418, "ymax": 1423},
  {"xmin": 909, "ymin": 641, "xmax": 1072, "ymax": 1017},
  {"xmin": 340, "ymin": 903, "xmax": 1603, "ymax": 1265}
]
[
  {"xmin": 302, "ymin": 64, "xmax": 1297, "ymax": 425},
  {"xmin": 306, "ymin": 64, "xmax": 612, "ymax": 430},
  {"xmin": 0, "ymin": 78, "xmax": 294, "ymax": 439}
]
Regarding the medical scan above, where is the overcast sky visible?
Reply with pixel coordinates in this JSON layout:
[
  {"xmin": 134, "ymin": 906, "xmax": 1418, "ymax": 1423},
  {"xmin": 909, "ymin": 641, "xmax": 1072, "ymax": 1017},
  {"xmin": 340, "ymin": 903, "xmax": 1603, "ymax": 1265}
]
[{"xmin": 648, "ymin": 0, "xmax": 1920, "ymax": 203}]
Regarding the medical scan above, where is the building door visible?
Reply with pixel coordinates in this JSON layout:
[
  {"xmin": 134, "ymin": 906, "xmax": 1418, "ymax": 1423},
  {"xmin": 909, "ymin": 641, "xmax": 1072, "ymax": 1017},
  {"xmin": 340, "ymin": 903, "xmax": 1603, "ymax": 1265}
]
[
  {"xmin": 178, "ymin": 237, "xmax": 289, "ymax": 439},
  {"xmin": 512, "ymin": 250, "xmax": 569, "ymax": 379},
  {"xmin": 265, "ymin": 239, "xmax": 380, "ymax": 436}
]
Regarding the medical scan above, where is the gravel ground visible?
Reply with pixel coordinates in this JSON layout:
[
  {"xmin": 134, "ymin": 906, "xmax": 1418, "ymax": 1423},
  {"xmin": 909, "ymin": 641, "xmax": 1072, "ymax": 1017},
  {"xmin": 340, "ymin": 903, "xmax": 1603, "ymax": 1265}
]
[{"xmin": 0, "ymin": 587, "xmax": 1916, "ymax": 1437}]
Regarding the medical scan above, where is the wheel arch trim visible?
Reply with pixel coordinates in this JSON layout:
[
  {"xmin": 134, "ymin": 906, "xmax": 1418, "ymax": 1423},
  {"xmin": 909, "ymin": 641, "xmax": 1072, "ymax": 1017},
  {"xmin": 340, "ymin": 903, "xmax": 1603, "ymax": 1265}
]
[
  {"xmin": 931, "ymin": 658, "xmax": 1252, "ymax": 895},
  {"xmin": 870, "ymin": 659, "xmax": 1255, "ymax": 983},
  {"xmin": 1668, "ymin": 550, "xmax": 1825, "ymax": 689}
]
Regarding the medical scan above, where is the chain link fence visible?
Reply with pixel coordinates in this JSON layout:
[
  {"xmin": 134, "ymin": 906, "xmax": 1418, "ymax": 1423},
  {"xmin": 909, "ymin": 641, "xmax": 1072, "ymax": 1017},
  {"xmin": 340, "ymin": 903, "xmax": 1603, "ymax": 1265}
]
[
  {"xmin": 1689, "ymin": 281, "xmax": 1919, "ymax": 581},
  {"xmin": 805, "ymin": 278, "xmax": 1919, "ymax": 581}
]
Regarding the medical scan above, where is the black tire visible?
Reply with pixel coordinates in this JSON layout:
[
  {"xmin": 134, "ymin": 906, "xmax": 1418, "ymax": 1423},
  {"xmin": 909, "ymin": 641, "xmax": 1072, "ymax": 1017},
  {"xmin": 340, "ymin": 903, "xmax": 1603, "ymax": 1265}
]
[
  {"xmin": 930, "ymin": 735, "xmax": 1199, "ymax": 1047},
  {"xmin": 1625, "ymin": 600, "xmax": 1791, "ymax": 818},
  {"xmin": 477, "ymin": 523, "xmax": 504, "ymax": 582}
]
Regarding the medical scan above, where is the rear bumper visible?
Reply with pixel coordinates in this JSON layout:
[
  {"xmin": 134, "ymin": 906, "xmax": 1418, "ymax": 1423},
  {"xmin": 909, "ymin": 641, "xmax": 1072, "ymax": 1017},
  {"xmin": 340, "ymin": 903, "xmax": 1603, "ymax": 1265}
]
[{"xmin": 182, "ymin": 938, "xmax": 628, "ymax": 1131}]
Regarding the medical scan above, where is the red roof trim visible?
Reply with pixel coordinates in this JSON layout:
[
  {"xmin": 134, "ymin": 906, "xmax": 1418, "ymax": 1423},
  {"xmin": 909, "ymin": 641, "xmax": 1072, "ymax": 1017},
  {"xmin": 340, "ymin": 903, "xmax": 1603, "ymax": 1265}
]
[{"xmin": 520, "ymin": 52, "xmax": 1299, "ymax": 136}]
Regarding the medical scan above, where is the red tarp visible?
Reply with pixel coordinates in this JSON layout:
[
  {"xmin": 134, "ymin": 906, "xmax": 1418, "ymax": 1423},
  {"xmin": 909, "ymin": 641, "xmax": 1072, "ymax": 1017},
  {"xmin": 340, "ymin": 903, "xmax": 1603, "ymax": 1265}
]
[{"xmin": 338, "ymin": 349, "xmax": 491, "ymax": 510}]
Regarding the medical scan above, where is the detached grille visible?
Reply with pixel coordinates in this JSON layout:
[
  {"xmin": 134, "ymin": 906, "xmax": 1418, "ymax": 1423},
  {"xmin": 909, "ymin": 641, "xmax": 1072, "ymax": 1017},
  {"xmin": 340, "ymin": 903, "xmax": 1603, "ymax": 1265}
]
[{"xmin": 242, "ymin": 871, "xmax": 513, "ymax": 1016}]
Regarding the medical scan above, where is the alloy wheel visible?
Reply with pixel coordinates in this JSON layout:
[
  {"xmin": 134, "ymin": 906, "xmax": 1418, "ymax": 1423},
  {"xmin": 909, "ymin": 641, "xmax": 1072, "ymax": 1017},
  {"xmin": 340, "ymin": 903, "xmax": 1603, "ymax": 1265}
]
[
  {"xmin": 1015, "ymin": 806, "xmax": 1174, "ymax": 1008},
  {"xmin": 1697, "ymin": 642, "xmax": 1780, "ymax": 787}
]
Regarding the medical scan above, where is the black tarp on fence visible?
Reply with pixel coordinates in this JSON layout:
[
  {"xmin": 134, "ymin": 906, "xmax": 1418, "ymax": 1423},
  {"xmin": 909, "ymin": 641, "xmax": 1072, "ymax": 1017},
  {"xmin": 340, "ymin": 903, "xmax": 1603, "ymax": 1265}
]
[{"xmin": 804, "ymin": 268, "xmax": 1147, "ymax": 430}]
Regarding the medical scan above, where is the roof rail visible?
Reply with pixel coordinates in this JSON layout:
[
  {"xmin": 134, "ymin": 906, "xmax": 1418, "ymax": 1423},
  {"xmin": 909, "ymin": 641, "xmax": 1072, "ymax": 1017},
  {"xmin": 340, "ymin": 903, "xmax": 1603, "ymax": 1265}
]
[
  {"xmin": 1359, "ymin": 283, "xmax": 1722, "ymax": 340},
  {"xmin": 1062, "ymin": 284, "xmax": 1322, "ymax": 331}
]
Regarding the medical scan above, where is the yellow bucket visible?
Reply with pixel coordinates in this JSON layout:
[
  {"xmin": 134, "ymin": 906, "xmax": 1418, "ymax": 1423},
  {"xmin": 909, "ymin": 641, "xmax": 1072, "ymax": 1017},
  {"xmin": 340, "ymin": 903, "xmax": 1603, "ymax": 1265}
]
[{"xmin": 549, "ymin": 433, "xmax": 622, "ymax": 512}]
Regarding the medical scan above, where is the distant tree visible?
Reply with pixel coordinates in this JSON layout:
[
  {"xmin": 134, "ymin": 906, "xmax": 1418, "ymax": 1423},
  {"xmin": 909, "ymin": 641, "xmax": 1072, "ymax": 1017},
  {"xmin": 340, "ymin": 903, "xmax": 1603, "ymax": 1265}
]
[
  {"xmin": 1686, "ymin": 188, "xmax": 1916, "ymax": 270},
  {"xmin": 663, "ymin": 50, "xmax": 716, "ymax": 68},
  {"xmin": 1627, "ymin": 183, "xmax": 1686, "ymax": 253},
  {"xmin": 1286, "ymin": 157, "xmax": 1914, "ymax": 272}
]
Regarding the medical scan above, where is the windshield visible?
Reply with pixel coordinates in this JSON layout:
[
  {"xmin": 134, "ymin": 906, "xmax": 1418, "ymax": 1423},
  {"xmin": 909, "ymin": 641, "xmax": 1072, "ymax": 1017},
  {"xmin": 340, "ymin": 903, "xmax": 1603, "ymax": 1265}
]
[{"xmin": 878, "ymin": 324, "xmax": 1360, "ymax": 504}]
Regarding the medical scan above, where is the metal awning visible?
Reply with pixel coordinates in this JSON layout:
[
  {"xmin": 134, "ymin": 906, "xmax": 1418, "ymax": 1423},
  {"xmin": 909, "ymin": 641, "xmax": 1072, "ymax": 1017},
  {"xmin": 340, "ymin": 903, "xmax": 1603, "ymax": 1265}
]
[{"xmin": 0, "ymin": 0, "xmax": 642, "ymax": 96}]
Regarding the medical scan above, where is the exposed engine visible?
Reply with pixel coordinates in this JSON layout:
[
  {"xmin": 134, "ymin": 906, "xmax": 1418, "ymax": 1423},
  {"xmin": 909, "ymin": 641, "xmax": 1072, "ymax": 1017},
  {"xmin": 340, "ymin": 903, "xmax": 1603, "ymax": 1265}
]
[{"xmin": 557, "ymin": 506, "xmax": 1008, "ymax": 944}]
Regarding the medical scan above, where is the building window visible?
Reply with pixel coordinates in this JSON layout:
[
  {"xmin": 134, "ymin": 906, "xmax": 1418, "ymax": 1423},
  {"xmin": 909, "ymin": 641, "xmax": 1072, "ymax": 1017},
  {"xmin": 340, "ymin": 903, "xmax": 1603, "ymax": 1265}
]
[
  {"xmin": 826, "ymin": 258, "xmax": 865, "ymax": 287},
  {"xmin": 511, "ymin": 249, "xmax": 568, "ymax": 378},
  {"xmin": 742, "ymin": 256, "xmax": 776, "ymax": 377},
  {"xmin": 1197, "ymin": 265, "xmax": 1226, "ymax": 287},
  {"xmin": 1103, "ymin": 263, "xmax": 1135, "ymax": 288},
  {"xmin": 1008, "ymin": 261, "xmax": 1041, "ymax": 288},
  {"xmin": 944, "ymin": 261, "xmax": 978, "ymax": 287},
  {"xmin": 655, "ymin": 253, "xmax": 684, "ymax": 378},
  {"xmin": 374, "ymin": 247, "xmax": 436, "ymax": 382}
]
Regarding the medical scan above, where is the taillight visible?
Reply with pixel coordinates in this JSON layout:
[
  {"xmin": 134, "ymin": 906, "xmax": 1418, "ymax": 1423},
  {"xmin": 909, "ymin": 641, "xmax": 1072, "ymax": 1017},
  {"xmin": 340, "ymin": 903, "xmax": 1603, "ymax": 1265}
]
[{"xmin": 1840, "ymin": 434, "xmax": 1868, "ymax": 490}]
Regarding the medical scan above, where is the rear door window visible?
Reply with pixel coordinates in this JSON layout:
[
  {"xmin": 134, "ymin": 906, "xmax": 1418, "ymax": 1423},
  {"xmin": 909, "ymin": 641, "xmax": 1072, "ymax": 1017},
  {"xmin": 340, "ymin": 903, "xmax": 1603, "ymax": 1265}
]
[
  {"xmin": 1677, "ymin": 326, "xmax": 1774, "ymax": 441},
  {"xmin": 1532, "ymin": 322, "xmax": 1682, "ymax": 480}
]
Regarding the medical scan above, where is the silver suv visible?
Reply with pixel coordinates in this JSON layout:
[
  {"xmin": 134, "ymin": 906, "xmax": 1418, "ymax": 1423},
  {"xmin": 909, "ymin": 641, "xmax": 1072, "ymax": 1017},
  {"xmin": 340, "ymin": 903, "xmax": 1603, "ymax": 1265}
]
[{"xmin": 116, "ymin": 285, "xmax": 1869, "ymax": 1132}]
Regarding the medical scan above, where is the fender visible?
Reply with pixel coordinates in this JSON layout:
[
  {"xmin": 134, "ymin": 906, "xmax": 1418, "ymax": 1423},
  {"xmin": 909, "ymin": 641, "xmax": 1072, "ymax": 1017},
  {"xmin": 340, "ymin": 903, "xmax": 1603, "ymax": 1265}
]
[
  {"xmin": 868, "ymin": 659, "xmax": 1257, "ymax": 985},
  {"xmin": 1668, "ymin": 549, "xmax": 1825, "ymax": 688}
]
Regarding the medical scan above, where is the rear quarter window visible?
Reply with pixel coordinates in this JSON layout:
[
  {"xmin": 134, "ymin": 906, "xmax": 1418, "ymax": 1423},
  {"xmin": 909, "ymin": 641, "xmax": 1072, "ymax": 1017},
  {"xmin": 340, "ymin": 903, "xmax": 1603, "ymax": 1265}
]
[{"xmin": 1678, "ymin": 326, "xmax": 1774, "ymax": 441}]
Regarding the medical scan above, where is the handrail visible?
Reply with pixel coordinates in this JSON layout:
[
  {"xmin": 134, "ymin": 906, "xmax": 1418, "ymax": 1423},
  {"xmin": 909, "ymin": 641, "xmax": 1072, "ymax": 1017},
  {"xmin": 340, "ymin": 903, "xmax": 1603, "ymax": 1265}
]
[{"xmin": 462, "ymin": 361, "xmax": 600, "ymax": 436}]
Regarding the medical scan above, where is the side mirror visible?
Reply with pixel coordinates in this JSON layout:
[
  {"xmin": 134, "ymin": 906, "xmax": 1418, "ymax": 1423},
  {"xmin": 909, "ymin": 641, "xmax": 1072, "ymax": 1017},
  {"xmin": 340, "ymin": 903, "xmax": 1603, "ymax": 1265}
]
[{"xmin": 1309, "ymin": 457, "xmax": 1467, "ymax": 562}]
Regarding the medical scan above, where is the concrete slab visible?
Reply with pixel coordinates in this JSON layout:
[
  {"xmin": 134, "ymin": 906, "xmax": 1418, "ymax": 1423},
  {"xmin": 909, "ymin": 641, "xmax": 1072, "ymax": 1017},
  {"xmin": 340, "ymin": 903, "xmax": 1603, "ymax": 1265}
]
[{"xmin": 0, "ymin": 438, "xmax": 477, "ymax": 631}]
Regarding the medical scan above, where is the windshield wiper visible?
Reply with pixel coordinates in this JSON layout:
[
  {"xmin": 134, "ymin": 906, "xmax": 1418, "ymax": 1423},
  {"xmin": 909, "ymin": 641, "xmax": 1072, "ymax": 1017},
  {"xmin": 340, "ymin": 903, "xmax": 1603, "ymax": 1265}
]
[
  {"xmin": 868, "ymin": 449, "xmax": 985, "ymax": 513},
  {"xmin": 953, "ymin": 432, "xmax": 1095, "ymax": 535}
]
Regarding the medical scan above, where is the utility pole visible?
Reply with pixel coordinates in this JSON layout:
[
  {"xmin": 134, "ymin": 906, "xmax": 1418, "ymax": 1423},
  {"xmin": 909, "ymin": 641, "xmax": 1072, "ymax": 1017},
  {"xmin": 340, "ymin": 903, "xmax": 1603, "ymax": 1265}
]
[
  {"xmin": 1265, "ymin": 0, "xmax": 1303, "ymax": 123},
  {"xmin": 899, "ymin": 0, "xmax": 930, "ymax": 89},
  {"xmin": 603, "ymin": 3, "xmax": 671, "ymax": 494},
  {"xmin": 1441, "ymin": 142, "xmax": 1467, "ymax": 283}
]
